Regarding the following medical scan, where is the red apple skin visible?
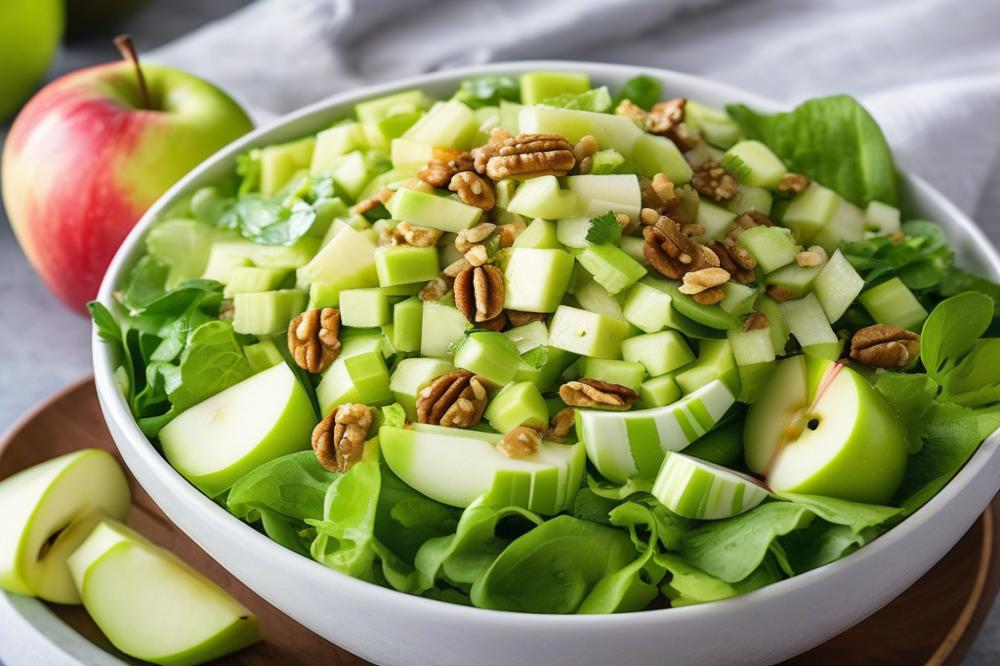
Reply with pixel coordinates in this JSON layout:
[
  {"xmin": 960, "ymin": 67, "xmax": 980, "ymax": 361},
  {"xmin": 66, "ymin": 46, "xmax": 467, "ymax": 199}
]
[{"xmin": 2, "ymin": 62, "xmax": 253, "ymax": 313}]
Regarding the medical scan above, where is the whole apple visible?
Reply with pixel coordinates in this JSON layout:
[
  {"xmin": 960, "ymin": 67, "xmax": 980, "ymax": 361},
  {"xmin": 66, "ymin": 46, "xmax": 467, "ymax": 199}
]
[
  {"xmin": 2, "ymin": 60, "xmax": 253, "ymax": 313},
  {"xmin": 0, "ymin": 0, "xmax": 63, "ymax": 120}
]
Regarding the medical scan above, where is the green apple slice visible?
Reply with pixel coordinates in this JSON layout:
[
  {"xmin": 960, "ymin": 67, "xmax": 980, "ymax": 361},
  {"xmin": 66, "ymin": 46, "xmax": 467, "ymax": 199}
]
[
  {"xmin": 161, "ymin": 363, "xmax": 317, "ymax": 497},
  {"xmin": 379, "ymin": 424, "xmax": 585, "ymax": 514},
  {"xmin": 652, "ymin": 452, "xmax": 769, "ymax": 520},
  {"xmin": 68, "ymin": 520, "xmax": 260, "ymax": 665},
  {"xmin": 744, "ymin": 356, "xmax": 908, "ymax": 504},
  {"xmin": 577, "ymin": 379, "xmax": 736, "ymax": 484},
  {"xmin": 0, "ymin": 450, "xmax": 130, "ymax": 604}
]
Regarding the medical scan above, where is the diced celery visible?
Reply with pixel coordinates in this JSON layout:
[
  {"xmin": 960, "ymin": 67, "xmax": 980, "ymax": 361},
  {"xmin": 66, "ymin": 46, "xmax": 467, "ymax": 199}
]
[{"xmin": 232, "ymin": 290, "xmax": 307, "ymax": 336}]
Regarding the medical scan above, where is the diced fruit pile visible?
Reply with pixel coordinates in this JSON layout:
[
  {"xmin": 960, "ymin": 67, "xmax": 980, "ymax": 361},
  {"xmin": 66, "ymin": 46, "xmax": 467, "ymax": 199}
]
[{"xmin": 87, "ymin": 71, "xmax": 1000, "ymax": 616}]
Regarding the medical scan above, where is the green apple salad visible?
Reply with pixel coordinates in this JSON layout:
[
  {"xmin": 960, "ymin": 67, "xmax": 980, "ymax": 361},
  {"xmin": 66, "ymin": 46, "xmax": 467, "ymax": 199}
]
[{"xmin": 91, "ymin": 71, "xmax": 1000, "ymax": 614}]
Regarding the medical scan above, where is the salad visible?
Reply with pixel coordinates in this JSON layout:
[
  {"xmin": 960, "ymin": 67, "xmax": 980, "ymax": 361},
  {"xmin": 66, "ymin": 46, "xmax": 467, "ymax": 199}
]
[{"xmin": 91, "ymin": 70, "xmax": 1000, "ymax": 614}]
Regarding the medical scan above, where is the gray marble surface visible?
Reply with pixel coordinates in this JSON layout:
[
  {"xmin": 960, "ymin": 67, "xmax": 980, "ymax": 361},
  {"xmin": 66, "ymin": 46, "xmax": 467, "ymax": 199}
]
[{"xmin": 0, "ymin": 0, "xmax": 996, "ymax": 664}]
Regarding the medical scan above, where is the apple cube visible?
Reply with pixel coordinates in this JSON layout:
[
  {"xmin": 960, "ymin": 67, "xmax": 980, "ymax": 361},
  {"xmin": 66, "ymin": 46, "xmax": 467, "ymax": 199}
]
[
  {"xmin": 374, "ymin": 244, "xmax": 439, "ymax": 287},
  {"xmin": 722, "ymin": 140, "xmax": 786, "ymax": 188},
  {"xmin": 737, "ymin": 225, "xmax": 798, "ymax": 273},
  {"xmin": 339, "ymin": 288, "xmax": 391, "ymax": 327},
  {"xmin": 858, "ymin": 277, "xmax": 927, "ymax": 330},
  {"xmin": 532, "ymin": 346, "xmax": 580, "ymax": 393},
  {"xmin": 518, "ymin": 105, "xmax": 644, "ymax": 157},
  {"xmin": 766, "ymin": 263, "xmax": 821, "ymax": 297},
  {"xmin": 503, "ymin": 320, "xmax": 549, "ymax": 353},
  {"xmin": 454, "ymin": 332, "xmax": 522, "ymax": 386},
  {"xmin": 622, "ymin": 330, "xmax": 694, "ymax": 377},
  {"xmin": 242, "ymin": 339, "xmax": 283, "ymax": 373},
  {"xmin": 0, "ymin": 450, "xmax": 130, "ymax": 604},
  {"xmin": 513, "ymin": 218, "xmax": 561, "ymax": 249},
  {"xmin": 420, "ymin": 301, "xmax": 470, "ymax": 358},
  {"xmin": 161, "ymin": 363, "xmax": 317, "ymax": 497},
  {"xmin": 386, "ymin": 188, "xmax": 482, "ymax": 232},
  {"xmin": 780, "ymin": 293, "xmax": 839, "ymax": 349},
  {"xmin": 783, "ymin": 183, "xmax": 839, "ymax": 241},
  {"xmin": 621, "ymin": 281, "xmax": 673, "ymax": 333},
  {"xmin": 485, "ymin": 381, "xmax": 549, "ymax": 432},
  {"xmin": 638, "ymin": 373, "xmax": 683, "ymax": 408},
  {"xmin": 259, "ymin": 136, "xmax": 314, "ymax": 195},
  {"xmin": 694, "ymin": 201, "xmax": 737, "ymax": 242},
  {"xmin": 506, "ymin": 176, "xmax": 580, "ymax": 219},
  {"xmin": 520, "ymin": 71, "xmax": 590, "ymax": 104},
  {"xmin": 718, "ymin": 282, "xmax": 758, "ymax": 316},
  {"xmin": 201, "ymin": 249, "xmax": 251, "ymax": 284},
  {"xmin": 390, "ymin": 358, "xmax": 454, "ymax": 421},
  {"xmin": 632, "ymin": 133, "xmax": 693, "ymax": 183},
  {"xmin": 574, "ymin": 277, "xmax": 626, "ymax": 321},
  {"xmin": 565, "ymin": 175, "xmax": 641, "ymax": 224},
  {"xmin": 811, "ymin": 198, "xmax": 865, "ymax": 252},
  {"xmin": 223, "ymin": 267, "xmax": 289, "ymax": 297},
  {"xmin": 577, "ymin": 243, "xmax": 647, "ymax": 295},
  {"xmin": 68, "ymin": 520, "xmax": 260, "ymax": 665},
  {"xmin": 865, "ymin": 201, "xmax": 901, "ymax": 235},
  {"xmin": 578, "ymin": 358, "xmax": 646, "ymax": 391},
  {"xmin": 756, "ymin": 294, "xmax": 790, "ymax": 355},
  {"xmin": 675, "ymin": 340, "xmax": 738, "ymax": 395},
  {"xmin": 503, "ymin": 248, "xmax": 575, "ymax": 312},
  {"xmin": 402, "ymin": 100, "xmax": 478, "ymax": 149},
  {"xmin": 392, "ymin": 296, "xmax": 423, "ymax": 353},
  {"xmin": 814, "ymin": 249, "xmax": 864, "ymax": 322},
  {"xmin": 726, "ymin": 186, "xmax": 773, "ymax": 217},
  {"xmin": 310, "ymin": 122, "xmax": 366, "ymax": 174},
  {"xmin": 355, "ymin": 89, "xmax": 427, "ymax": 148},
  {"xmin": 304, "ymin": 224, "xmax": 378, "ymax": 288},
  {"xmin": 548, "ymin": 305, "xmax": 631, "ymax": 359},
  {"xmin": 232, "ymin": 289, "xmax": 307, "ymax": 336}
]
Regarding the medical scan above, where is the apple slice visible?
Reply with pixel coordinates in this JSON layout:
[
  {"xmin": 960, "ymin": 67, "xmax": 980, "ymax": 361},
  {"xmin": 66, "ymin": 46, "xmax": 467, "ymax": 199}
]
[
  {"xmin": 576, "ymin": 379, "xmax": 736, "ymax": 484},
  {"xmin": 0, "ymin": 449, "xmax": 130, "ymax": 604},
  {"xmin": 744, "ymin": 356, "xmax": 907, "ymax": 504},
  {"xmin": 160, "ymin": 362, "xmax": 317, "ymax": 498},
  {"xmin": 652, "ymin": 452, "xmax": 769, "ymax": 520},
  {"xmin": 68, "ymin": 520, "xmax": 259, "ymax": 665},
  {"xmin": 379, "ymin": 423, "xmax": 584, "ymax": 514}
]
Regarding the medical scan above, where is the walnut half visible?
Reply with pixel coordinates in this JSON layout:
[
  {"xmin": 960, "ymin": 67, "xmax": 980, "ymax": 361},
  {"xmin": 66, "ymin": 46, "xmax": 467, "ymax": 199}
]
[
  {"xmin": 312, "ymin": 403, "xmax": 373, "ymax": 473},
  {"xmin": 288, "ymin": 308, "xmax": 341, "ymax": 374},
  {"xmin": 416, "ymin": 370, "xmax": 489, "ymax": 428},
  {"xmin": 850, "ymin": 324, "xmax": 920, "ymax": 368},
  {"xmin": 559, "ymin": 379, "xmax": 637, "ymax": 411}
]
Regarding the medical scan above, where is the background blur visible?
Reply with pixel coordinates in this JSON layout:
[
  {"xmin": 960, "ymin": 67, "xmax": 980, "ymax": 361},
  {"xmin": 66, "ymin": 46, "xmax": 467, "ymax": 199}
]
[{"xmin": 0, "ymin": 0, "xmax": 998, "ymax": 662}]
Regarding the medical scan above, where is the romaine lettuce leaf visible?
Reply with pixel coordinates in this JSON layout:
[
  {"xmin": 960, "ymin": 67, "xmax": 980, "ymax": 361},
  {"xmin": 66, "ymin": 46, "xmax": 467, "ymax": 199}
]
[{"xmin": 657, "ymin": 553, "xmax": 782, "ymax": 607}]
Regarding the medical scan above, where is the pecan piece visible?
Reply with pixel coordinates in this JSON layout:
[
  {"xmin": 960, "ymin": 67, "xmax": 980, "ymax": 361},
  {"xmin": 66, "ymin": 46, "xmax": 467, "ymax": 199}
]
[
  {"xmin": 288, "ymin": 308, "xmax": 341, "ymax": 374},
  {"xmin": 778, "ymin": 172, "xmax": 810, "ymax": 195},
  {"xmin": 507, "ymin": 309, "xmax": 546, "ymax": 327},
  {"xmin": 312, "ymin": 403, "xmax": 373, "ymax": 473},
  {"xmin": 498, "ymin": 426, "xmax": 542, "ymax": 459},
  {"xmin": 547, "ymin": 407, "xmax": 576, "ymax": 441},
  {"xmin": 642, "ymin": 216, "xmax": 708, "ymax": 279},
  {"xmin": 743, "ymin": 311, "xmax": 769, "ymax": 331},
  {"xmin": 572, "ymin": 134, "xmax": 599, "ymax": 174},
  {"xmin": 850, "ymin": 324, "xmax": 920, "ymax": 368},
  {"xmin": 559, "ymin": 379, "xmax": 637, "ymax": 411},
  {"xmin": 454, "ymin": 264, "xmax": 505, "ymax": 323},
  {"xmin": 477, "ymin": 133, "xmax": 576, "ymax": 180},
  {"xmin": 615, "ymin": 99, "xmax": 648, "ymax": 123},
  {"xmin": 416, "ymin": 370, "xmax": 489, "ymax": 428},
  {"xmin": 691, "ymin": 161, "xmax": 738, "ymax": 202},
  {"xmin": 418, "ymin": 147, "xmax": 474, "ymax": 188},
  {"xmin": 645, "ymin": 98, "xmax": 700, "ymax": 151},
  {"xmin": 449, "ymin": 171, "xmax": 495, "ymax": 210},
  {"xmin": 710, "ymin": 241, "xmax": 755, "ymax": 284},
  {"xmin": 497, "ymin": 219, "xmax": 526, "ymax": 248}
]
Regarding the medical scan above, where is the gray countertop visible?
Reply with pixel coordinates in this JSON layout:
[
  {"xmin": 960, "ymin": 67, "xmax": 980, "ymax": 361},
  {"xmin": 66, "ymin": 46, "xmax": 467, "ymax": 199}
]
[{"xmin": 0, "ymin": 1, "xmax": 996, "ymax": 663}]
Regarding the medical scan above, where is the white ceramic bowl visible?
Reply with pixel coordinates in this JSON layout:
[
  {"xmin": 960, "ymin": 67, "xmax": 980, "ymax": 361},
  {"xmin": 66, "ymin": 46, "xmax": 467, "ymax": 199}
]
[{"xmin": 93, "ymin": 62, "xmax": 1000, "ymax": 666}]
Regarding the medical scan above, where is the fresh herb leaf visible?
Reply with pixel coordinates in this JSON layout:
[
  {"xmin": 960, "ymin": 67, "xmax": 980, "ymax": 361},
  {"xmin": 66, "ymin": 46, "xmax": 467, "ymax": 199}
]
[
  {"xmin": 220, "ymin": 195, "xmax": 317, "ymax": 246},
  {"xmin": 841, "ymin": 219, "xmax": 954, "ymax": 295},
  {"xmin": 920, "ymin": 291, "xmax": 993, "ymax": 381},
  {"xmin": 452, "ymin": 75, "xmax": 520, "ymax": 109},
  {"xmin": 726, "ymin": 95, "xmax": 898, "ymax": 207},
  {"xmin": 541, "ymin": 86, "xmax": 613, "ymax": 113},
  {"xmin": 613, "ymin": 75, "xmax": 662, "ymax": 111},
  {"xmin": 88, "ymin": 301, "xmax": 123, "ymax": 346},
  {"xmin": 609, "ymin": 496, "xmax": 687, "ymax": 553},
  {"xmin": 940, "ymin": 268, "xmax": 1000, "ymax": 320},
  {"xmin": 585, "ymin": 210, "xmax": 622, "ymax": 245}
]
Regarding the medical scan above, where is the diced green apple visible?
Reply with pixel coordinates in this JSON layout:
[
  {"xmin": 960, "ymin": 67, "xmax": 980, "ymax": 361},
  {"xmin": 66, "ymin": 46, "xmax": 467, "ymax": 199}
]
[
  {"xmin": 782, "ymin": 183, "xmax": 839, "ymax": 242},
  {"xmin": 632, "ymin": 133, "xmax": 693, "ymax": 183},
  {"xmin": 242, "ymin": 339, "xmax": 283, "ymax": 373},
  {"xmin": 694, "ymin": 201, "xmax": 737, "ymax": 242},
  {"xmin": 374, "ymin": 244, "xmax": 440, "ymax": 287},
  {"xmin": 577, "ymin": 379, "xmax": 736, "ymax": 483},
  {"xmin": 520, "ymin": 72, "xmax": 590, "ymax": 104},
  {"xmin": 485, "ymin": 381, "xmax": 549, "ymax": 432},
  {"xmin": 160, "ymin": 363, "xmax": 317, "ymax": 497},
  {"xmin": 665, "ymin": 283, "xmax": 741, "ymax": 330},
  {"xmin": 858, "ymin": 277, "xmax": 928, "ymax": 330},
  {"xmin": 503, "ymin": 248, "xmax": 575, "ymax": 312},
  {"xmin": 652, "ymin": 451, "xmax": 769, "ymax": 520},
  {"xmin": 675, "ymin": 339, "xmax": 738, "ymax": 395},
  {"xmin": 201, "ymin": 249, "xmax": 251, "ymax": 285},
  {"xmin": 554, "ymin": 217, "xmax": 592, "ymax": 249},
  {"xmin": 744, "ymin": 356, "xmax": 907, "ymax": 504},
  {"xmin": 355, "ymin": 89, "xmax": 427, "ymax": 149},
  {"xmin": 565, "ymin": 175, "xmax": 641, "ymax": 225},
  {"xmin": 576, "ymin": 243, "xmax": 647, "ymax": 295},
  {"xmin": 737, "ymin": 225, "xmax": 798, "ymax": 273},
  {"xmin": 213, "ymin": 237, "xmax": 321, "ymax": 272},
  {"xmin": 637, "ymin": 373, "xmax": 683, "ymax": 409},
  {"xmin": 765, "ymin": 263, "xmax": 821, "ymax": 297},
  {"xmin": 0, "ymin": 450, "xmax": 130, "ymax": 604},
  {"xmin": 386, "ymin": 188, "xmax": 482, "ymax": 232},
  {"xmin": 311, "ymin": 122, "xmax": 367, "ymax": 174},
  {"xmin": 389, "ymin": 138, "xmax": 433, "ymax": 175},
  {"xmin": 304, "ymin": 224, "xmax": 378, "ymax": 288},
  {"xmin": 401, "ymin": 100, "xmax": 478, "ymax": 150},
  {"xmin": 506, "ymin": 176, "xmax": 579, "ymax": 219},
  {"xmin": 503, "ymin": 320, "xmax": 549, "ymax": 353},
  {"xmin": 68, "ymin": 520, "xmax": 260, "ymax": 666},
  {"xmin": 725, "ymin": 186, "xmax": 773, "ymax": 216},
  {"xmin": 780, "ymin": 293, "xmax": 839, "ymax": 351},
  {"xmin": 517, "ymin": 106, "xmax": 644, "ymax": 159},
  {"xmin": 380, "ymin": 424, "xmax": 585, "ymax": 514},
  {"xmin": 548, "ymin": 305, "xmax": 631, "ymax": 359},
  {"xmin": 339, "ymin": 288, "xmax": 391, "ymax": 327},
  {"xmin": 392, "ymin": 296, "xmax": 423, "ymax": 353},
  {"xmin": 316, "ymin": 339, "xmax": 394, "ymax": 415},
  {"xmin": 864, "ymin": 201, "xmax": 901, "ymax": 235},
  {"xmin": 513, "ymin": 218, "xmax": 561, "ymax": 249},
  {"xmin": 813, "ymin": 249, "xmax": 864, "ymax": 322},
  {"xmin": 577, "ymin": 358, "xmax": 646, "ymax": 391},
  {"xmin": 622, "ymin": 330, "xmax": 694, "ymax": 377},
  {"xmin": 259, "ymin": 137, "xmax": 315, "ymax": 196},
  {"xmin": 756, "ymin": 295, "xmax": 790, "ymax": 354},
  {"xmin": 811, "ymin": 198, "xmax": 865, "ymax": 252},
  {"xmin": 223, "ymin": 267, "xmax": 289, "ymax": 297},
  {"xmin": 685, "ymin": 101, "xmax": 742, "ymax": 149},
  {"xmin": 453, "ymin": 332, "xmax": 522, "ymax": 386},
  {"xmin": 420, "ymin": 301, "xmax": 470, "ymax": 358},
  {"xmin": 718, "ymin": 282, "xmax": 758, "ymax": 316},
  {"xmin": 722, "ymin": 140, "xmax": 786, "ymax": 188}
]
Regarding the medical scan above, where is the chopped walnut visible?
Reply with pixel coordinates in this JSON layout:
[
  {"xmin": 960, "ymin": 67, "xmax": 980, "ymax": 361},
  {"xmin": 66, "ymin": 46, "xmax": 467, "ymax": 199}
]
[
  {"xmin": 693, "ymin": 286, "xmax": 725, "ymax": 305},
  {"xmin": 559, "ymin": 379, "xmax": 637, "ymax": 411},
  {"xmin": 850, "ymin": 324, "xmax": 920, "ymax": 368},
  {"xmin": 454, "ymin": 264, "xmax": 505, "ymax": 323},
  {"xmin": 547, "ymin": 407, "xmax": 576, "ymax": 440},
  {"xmin": 642, "ymin": 216, "xmax": 711, "ymax": 279},
  {"xmin": 743, "ymin": 311, "xmax": 769, "ymax": 331},
  {"xmin": 312, "ymin": 403, "xmax": 373, "ymax": 473},
  {"xmin": 455, "ymin": 223, "xmax": 497, "ymax": 252},
  {"xmin": 390, "ymin": 222, "xmax": 443, "ymax": 248},
  {"xmin": 681, "ymin": 222, "xmax": 706, "ymax": 238},
  {"xmin": 416, "ymin": 370, "xmax": 489, "ymax": 428},
  {"xmin": 352, "ymin": 187, "xmax": 393, "ymax": 215},
  {"xmin": 497, "ymin": 219, "xmax": 526, "ymax": 247},
  {"xmin": 288, "ymin": 308, "xmax": 341, "ymax": 374},
  {"xmin": 419, "ymin": 277, "xmax": 450, "ymax": 302},
  {"xmin": 443, "ymin": 257, "xmax": 472, "ymax": 278},
  {"xmin": 691, "ymin": 161, "xmax": 738, "ymax": 202},
  {"xmin": 474, "ymin": 133, "xmax": 576, "ymax": 180},
  {"xmin": 778, "ymin": 173, "xmax": 810, "ymax": 195},
  {"xmin": 680, "ymin": 267, "xmax": 730, "ymax": 295},
  {"xmin": 506, "ymin": 309, "xmax": 546, "ymax": 326},
  {"xmin": 646, "ymin": 98, "xmax": 685, "ymax": 135},
  {"xmin": 418, "ymin": 147, "xmax": 475, "ymax": 189},
  {"xmin": 795, "ymin": 246, "xmax": 827, "ymax": 267},
  {"xmin": 449, "ymin": 171, "xmax": 495, "ymax": 210},
  {"xmin": 766, "ymin": 284, "xmax": 801, "ymax": 302},
  {"xmin": 710, "ymin": 241, "xmax": 755, "ymax": 284},
  {"xmin": 615, "ymin": 99, "xmax": 648, "ymax": 123},
  {"xmin": 498, "ymin": 426, "xmax": 542, "ymax": 459}
]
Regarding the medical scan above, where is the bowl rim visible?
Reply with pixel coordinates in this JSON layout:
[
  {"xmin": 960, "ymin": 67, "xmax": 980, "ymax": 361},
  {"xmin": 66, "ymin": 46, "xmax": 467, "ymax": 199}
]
[{"xmin": 93, "ymin": 60, "xmax": 1000, "ymax": 626}]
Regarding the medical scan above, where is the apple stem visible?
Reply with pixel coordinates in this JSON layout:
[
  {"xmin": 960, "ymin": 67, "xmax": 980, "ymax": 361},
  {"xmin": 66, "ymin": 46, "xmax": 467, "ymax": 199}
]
[{"xmin": 113, "ymin": 34, "xmax": 151, "ymax": 110}]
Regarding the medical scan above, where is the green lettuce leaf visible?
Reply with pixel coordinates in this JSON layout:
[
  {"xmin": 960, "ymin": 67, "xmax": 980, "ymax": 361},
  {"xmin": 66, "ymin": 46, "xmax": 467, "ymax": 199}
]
[
  {"xmin": 777, "ymin": 522, "xmax": 878, "ymax": 574},
  {"xmin": 541, "ymin": 86, "xmax": 613, "ymax": 113},
  {"xmin": 775, "ymin": 493, "xmax": 900, "ymax": 533},
  {"xmin": 920, "ymin": 291, "xmax": 994, "ymax": 382},
  {"xmin": 872, "ymin": 372, "xmax": 938, "ymax": 453},
  {"xmin": 578, "ymin": 547, "xmax": 665, "ymax": 614},
  {"xmin": 613, "ymin": 74, "xmax": 662, "ymax": 111},
  {"xmin": 726, "ymin": 95, "xmax": 898, "ymax": 207},
  {"xmin": 657, "ymin": 553, "xmax": 782, "ymax": 607},
  {"xmin": 166, "ymin": 321, "xmax": 254, "ymax": 413}
]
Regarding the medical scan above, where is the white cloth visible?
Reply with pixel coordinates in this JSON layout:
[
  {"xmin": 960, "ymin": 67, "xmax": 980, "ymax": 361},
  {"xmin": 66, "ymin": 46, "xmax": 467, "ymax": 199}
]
[{"xmin": 150, "ymin": 0, "xmax": 1000, "ymax": 233}]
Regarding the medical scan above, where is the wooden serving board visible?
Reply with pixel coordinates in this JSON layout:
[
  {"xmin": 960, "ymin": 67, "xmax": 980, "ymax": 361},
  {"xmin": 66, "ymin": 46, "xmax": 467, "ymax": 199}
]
[{"xmin": 0, "ymin": 378, "xmax": 997, "ymax": 666}]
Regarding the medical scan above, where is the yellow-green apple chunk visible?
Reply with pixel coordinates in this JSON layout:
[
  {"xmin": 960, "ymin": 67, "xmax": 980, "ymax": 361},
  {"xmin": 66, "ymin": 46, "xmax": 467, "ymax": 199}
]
[
  {"xmin": 503, "ymin": 248, "xmax": 575, "ymax": 312},
  {"xmin": 577, "ymin": 379, "xmax": 736, "ymax": 483},
  {"xmin": 68, "ymin": 520, "xmax": 259, "ymax": 666},
  {"xmin": 652, "ymin": 452, "xmax": 769, "ymax": 520},
  {"xmin": 160, "ymin": 363, "xmax": 317, "ymax": 497},
  {"xmin": 744, "ymin": 356, "xmax": 907, "ymax": 504},
  {"xmin": 379, "ymin": 424, "xmax": 584, "ymax": 514},
  {"xmin": 0, "ymin": 449, "xmax": 130, "ymax": 604}
]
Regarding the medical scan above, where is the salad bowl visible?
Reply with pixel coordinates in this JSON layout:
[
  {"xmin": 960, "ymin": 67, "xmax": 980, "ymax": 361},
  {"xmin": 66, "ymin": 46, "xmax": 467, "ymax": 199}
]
[{"xmin": 92, "ymin": 62, "xmax": 1000, "ymax": 666}]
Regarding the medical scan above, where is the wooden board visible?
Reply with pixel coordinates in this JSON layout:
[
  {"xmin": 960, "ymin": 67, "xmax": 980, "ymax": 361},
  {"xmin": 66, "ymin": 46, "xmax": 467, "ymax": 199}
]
[{"xmin": 0, "ymin": 378, "xmax": 996, "ymax": 665}]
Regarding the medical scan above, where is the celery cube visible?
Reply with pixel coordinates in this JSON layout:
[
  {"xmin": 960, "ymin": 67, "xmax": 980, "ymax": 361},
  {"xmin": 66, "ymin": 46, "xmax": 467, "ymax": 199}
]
[
  {"xmin": 223, "ymin": 267, "xmax": 289, "ymax": 297},
  {"xmin": 232, "ymin": 290, "xmax": 307, "ymax": 336},
  {"xmin": 548, "ymin": 305, "xmax": 630, "ymax": 359},
  {"xmin": 386, "ymin": 188, "xmax": 482, "ymax": 232},
  {"xmin": 485, "ymin": 382, "xmax": 549, "ymax": 432},
  {"xmin": 339, "ymin": 288, "xmax": 391, "ymax": 327},
  {"xmin": 622, "ymin": 330, "xmax": 694, "ymax": 377},
  {"xmin": 576, "ymin": 243, "xmax": 647, "ymax": 295},
  {"xmin": 503, "ymin": 248, "xmax": 575, "ymax": 313},
  {"xmin": 374, "ymin": 245, "xmax": 439, "ymax": 286},
  {"xmin": 392, "ymin": 297, "xmax": 423, "ymax": 353},
  {"xmin": 453, "ymin": 332, "xmax": 521, "ymax": 385}
]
